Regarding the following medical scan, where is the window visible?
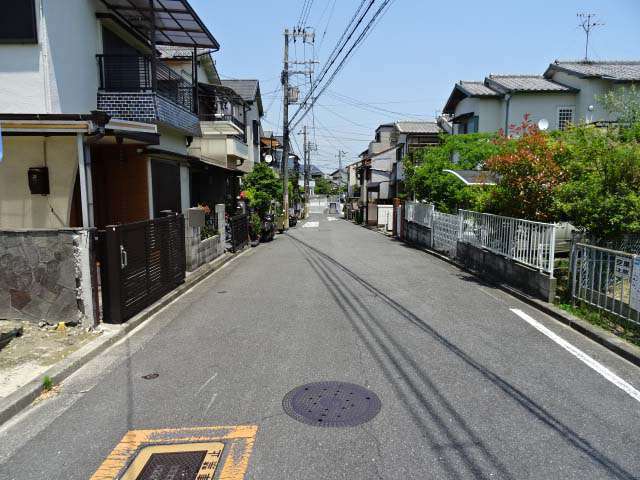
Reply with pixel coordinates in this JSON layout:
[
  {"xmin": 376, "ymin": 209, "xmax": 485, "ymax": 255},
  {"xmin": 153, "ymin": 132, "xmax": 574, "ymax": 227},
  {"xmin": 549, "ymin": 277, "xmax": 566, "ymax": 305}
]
[
  {"xmin": 252, "ymin": 120, "xmax": 259, "ymax": 146},
  {"xmin": 0, "ymin": 0, "xmax": 37, "ymax": 43},
  {"xmin": 557, "ymin": 107, "xmax": 575, "ymax": 131}
]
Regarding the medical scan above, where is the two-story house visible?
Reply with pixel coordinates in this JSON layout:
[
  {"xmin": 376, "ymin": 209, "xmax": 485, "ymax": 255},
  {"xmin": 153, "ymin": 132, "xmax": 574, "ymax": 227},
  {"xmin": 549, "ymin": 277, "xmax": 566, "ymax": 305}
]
[
  {"xmin": 356, "ymin": 121, "xmax": 443, "ymax": 219},
  {"xmin": 442, "ymin": 60, "xmax": 640, "ymax": 135},
  {"xmin": 0, "ymin": 0, "xmax": 221, "ymax": 230}
]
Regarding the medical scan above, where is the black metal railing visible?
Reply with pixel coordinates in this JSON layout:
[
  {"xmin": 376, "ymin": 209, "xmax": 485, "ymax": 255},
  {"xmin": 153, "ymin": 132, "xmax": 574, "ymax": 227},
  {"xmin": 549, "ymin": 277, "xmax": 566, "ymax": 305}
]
[{"xmin": 97, "ymin": 54, "xmax": 194, "ymax": 113}]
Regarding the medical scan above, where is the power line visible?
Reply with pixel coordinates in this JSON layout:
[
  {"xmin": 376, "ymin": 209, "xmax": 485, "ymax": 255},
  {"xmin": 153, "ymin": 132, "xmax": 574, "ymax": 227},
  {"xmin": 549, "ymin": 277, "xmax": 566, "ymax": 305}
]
[{"xmin": 290, "ymin": 0, "xmax": 396, "ymax": 130}]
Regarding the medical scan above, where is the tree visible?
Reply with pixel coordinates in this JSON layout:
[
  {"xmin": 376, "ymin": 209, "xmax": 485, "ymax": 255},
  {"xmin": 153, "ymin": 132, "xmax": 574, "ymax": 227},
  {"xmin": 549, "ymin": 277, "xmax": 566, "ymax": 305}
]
[
  {"xmin": 484, "ymin": 117, "xmax": 565, "ymax": 221},
  {"xmin": 554, "ymin": 124, "xmax": 640, "ymax": 239},
  {"xmin": 404, "ymin": 132, "xmax": 501, "ymax": 213},
  {"xmin": 243, "ymin": 163, "xmax": 282, "ymax": 216},
  {"xmin": 314, "ymin": 176, "xmax": 334, "ymax": 195}
]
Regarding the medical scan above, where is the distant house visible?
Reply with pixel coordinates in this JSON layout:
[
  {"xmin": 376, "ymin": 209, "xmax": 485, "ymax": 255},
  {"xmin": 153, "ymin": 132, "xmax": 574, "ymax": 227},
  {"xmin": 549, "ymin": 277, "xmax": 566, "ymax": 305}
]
[
  {"xmin": 442, "ymin": 60, "xmax": 640, "ymax": 134},
  {"xmin": 329, "ymin": 168, "xmax": 347, "ymax": 188}
]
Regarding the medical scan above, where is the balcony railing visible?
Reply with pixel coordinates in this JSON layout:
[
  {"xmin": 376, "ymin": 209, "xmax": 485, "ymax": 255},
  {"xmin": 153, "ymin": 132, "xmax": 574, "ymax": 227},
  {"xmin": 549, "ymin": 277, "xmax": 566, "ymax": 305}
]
[
  {"xmin": 97, "ymin": 54, "xmax": 194, "ymax": 113},
  {"xmin": 198, "ymin": 113, "xmax": 246, "ymax": 131}
]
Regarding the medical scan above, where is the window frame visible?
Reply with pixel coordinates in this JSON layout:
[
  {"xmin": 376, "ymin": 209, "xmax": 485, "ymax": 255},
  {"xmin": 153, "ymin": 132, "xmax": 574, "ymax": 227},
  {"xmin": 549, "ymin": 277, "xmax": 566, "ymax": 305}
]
[
  {"xmin": 557, "ymin": 105, "xmax": 575, "ymax": 131},
  {"xmin": 0, "ymin": 0, "xmax": 38, "ymax": 44}
]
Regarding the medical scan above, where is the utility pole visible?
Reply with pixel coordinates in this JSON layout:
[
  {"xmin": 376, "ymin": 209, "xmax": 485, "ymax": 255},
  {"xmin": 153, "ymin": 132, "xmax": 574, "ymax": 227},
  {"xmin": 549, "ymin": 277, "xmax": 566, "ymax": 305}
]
[
  {"xmin": 281, "ymin": 28, "xmax": 315, "ymax": 229},
  {"xmin": 577, "ymin": 13, "xmax": 604, "ymax": 62},
  {"xmin": 336, "ymin": 150, "xmax": 347, "ymax": 192},
  {"xmin": 281, "ymin": 29, "xmax": 291, "ymax": 229},
  {"xmin": 302, "ymin": 125, "xmax": 310, "ymax": 209}
]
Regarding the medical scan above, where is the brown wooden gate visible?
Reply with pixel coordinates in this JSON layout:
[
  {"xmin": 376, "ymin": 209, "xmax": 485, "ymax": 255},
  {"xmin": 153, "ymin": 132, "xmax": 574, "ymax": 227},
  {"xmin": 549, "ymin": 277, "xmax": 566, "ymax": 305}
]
[{"xmin": 98, "ymin": 215, "xmax": 186, "ymax": 324}]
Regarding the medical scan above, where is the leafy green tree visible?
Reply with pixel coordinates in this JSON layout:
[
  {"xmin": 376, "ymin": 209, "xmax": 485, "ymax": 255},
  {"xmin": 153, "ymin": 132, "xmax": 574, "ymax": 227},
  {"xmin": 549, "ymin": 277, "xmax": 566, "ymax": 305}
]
[
  {"xmin": 597, "ymin": 84, "xmax": 640, "ymax": 142},
  {"xmin": 404, "ymin": 133, "xmax": 501, "ymax": 213},
  {"xmin": 243, "ymin": 163, "xmax": 282, "ymax": 216},
  {"xmin": 314, "ymin": 176, "xmax": 333, "ymax": 195},
  {"xmin": 554, "ymin": 124, "xmax": 640, "ymax": 238}
]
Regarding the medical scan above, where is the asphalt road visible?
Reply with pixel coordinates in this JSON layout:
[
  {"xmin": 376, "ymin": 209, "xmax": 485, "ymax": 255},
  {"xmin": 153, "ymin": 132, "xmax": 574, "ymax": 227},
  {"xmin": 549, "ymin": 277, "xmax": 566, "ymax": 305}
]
[{"xmin": 1, "ymin": 213, "xmax": 640, "ymax": 479}]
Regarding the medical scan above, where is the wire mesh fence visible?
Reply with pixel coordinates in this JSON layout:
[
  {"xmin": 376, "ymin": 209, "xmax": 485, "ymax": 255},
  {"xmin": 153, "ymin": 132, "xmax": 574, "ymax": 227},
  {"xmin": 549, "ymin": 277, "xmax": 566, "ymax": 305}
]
[
  {"xmin": 571, "ymin": 243, "xmax": 640, "ymax": 325},
  {"xmin": 432, "ymin": 211, "xmax": 460, "ymax": 257}
]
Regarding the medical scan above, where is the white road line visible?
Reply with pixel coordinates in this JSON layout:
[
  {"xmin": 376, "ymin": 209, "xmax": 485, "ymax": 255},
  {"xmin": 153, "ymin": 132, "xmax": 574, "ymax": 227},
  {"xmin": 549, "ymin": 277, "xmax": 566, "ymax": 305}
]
[
  {"xmin": 327, "ymin": 217, "xmax": 338, "ymax": 222},
  {"xmin": 303, "ymin": 221, "xmax": 319, "ymax": 228},
  {"xmin": 511, "ymin": 308, "xmax": 640, "ymax": 403},
  {"xmin": 195, "ymin": 372, "xmax": 218, "ymax": 396}
]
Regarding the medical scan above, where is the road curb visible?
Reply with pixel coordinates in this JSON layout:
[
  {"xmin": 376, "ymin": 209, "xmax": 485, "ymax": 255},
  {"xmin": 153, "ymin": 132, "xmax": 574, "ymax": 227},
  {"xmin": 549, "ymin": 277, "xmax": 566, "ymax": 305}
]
[
  {"xmin": 400, "ymin": 239, "xmax": 640, "ymax": 369},
  {"xmin": 0, "ymin": 250, "xmax": 248, "ymax": 427}
]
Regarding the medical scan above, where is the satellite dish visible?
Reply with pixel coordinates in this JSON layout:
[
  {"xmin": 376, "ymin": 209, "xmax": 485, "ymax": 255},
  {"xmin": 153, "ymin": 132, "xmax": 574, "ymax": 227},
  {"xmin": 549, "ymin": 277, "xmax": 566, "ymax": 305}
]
[
  {"xmin": 538, "ymin": 118, "xmax": 549, "ymax": 131},
  {"xmin": 264, "ymin": 154, "xmax": 273, "ymax": 164}
]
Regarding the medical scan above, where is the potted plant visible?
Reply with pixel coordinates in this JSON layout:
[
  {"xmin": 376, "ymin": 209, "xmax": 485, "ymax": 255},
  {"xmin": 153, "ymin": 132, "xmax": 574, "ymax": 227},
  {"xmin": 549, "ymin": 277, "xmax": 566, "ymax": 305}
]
[{"xmin": 249, "ymin": 212, "xmax": 261, "ymax": 247}]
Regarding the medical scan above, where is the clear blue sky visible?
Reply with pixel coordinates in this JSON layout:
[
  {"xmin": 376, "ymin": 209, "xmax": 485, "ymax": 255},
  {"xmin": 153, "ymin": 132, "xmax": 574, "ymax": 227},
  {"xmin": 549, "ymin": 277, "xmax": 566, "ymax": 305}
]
[{"xmin": 191, "ymin": 0, "xmax": 640, "ymax": 172}]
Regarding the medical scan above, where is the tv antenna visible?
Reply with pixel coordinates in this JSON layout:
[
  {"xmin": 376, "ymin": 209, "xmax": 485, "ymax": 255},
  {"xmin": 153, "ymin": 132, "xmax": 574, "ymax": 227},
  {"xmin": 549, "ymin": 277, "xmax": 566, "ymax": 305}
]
[{"xmin": 577, "ymin": 13, "xmax": 604, "ymax": 61}]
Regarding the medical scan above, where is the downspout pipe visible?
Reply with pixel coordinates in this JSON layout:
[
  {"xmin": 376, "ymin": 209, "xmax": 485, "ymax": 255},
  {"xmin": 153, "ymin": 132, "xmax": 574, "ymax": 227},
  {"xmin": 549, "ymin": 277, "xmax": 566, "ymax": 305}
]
[{"xmin": 504, "ymin": 93, "xmax": 512, "ymax": 136}]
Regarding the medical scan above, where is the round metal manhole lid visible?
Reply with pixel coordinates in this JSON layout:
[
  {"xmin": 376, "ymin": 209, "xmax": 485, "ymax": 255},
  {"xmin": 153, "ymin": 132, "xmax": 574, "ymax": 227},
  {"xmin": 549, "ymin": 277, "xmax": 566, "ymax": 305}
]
[{"xmin": 283, "ymin": 381, "xmax": 381, "ymax": 427}]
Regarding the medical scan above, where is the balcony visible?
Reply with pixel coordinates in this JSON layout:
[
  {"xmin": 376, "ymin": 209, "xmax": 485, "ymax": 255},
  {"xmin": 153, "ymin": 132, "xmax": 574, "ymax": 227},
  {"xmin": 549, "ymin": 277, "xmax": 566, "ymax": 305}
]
[{"xmin": 96, "ymin": 54, "xmax": 199, "ymax": 136}]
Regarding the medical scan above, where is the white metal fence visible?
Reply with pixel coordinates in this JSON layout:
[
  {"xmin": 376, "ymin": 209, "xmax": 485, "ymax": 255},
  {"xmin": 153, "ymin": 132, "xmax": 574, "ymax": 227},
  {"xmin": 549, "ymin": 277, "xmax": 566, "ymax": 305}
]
[
  {"xmin": 403, "ymin": 203, "xmax": 557, "ymax": 275},
  {"xmin": 405, "ymin": 202, "xmax": 434, "ymax": 228},
  {"xmin": 432, "ymin": 211, "xmax": 460, "ymax": 257},
  {"xmin": 377, "ymin": 205, "xmax": 394, "ymax": 231},
  {"xmin": 572, "ymin": 243, "xmax": 640, "ymax": 325},
  {"xmin": 460, "ymin": 210, "xmax": 556, "ymax": 274}
]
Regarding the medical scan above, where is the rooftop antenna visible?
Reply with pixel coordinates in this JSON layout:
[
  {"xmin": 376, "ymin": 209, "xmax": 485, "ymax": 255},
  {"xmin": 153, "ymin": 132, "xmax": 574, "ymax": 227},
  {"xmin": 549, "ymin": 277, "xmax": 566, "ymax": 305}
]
[{"xmin": 577, "ymin": 13, "xmax": 604, "ymax": 62}]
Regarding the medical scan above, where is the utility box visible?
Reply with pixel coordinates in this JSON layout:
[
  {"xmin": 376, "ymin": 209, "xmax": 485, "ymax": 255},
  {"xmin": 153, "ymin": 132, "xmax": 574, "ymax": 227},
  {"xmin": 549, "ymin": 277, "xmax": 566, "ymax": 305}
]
[{"xmin": 28, "ymin": 167, "xmax": 49, "ymax": 195}]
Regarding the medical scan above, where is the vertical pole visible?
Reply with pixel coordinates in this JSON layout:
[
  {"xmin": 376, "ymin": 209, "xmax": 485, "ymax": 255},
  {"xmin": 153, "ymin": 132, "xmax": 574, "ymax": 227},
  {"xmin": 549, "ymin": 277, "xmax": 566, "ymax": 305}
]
[
  {"xmin": 303, "ymin": 125, "xmax": 309, "ymax": 210},
  {"xmin": 148, "ymin": 0, "xmax": 157, "ymax": 91},
  {"xmin": 76, "ymin": 133, "xmax": 90, "ymax": 228},
  {"xmin": 192, "ymin": 48, "xmax": 199, "ymax": 115},
  {"xmin": 548, "ymin": 224, "xmax": 557, "ymax": 278},
  {"xmin": 281, "ymin": 29, "xmax": 290, "ymax": 230}
]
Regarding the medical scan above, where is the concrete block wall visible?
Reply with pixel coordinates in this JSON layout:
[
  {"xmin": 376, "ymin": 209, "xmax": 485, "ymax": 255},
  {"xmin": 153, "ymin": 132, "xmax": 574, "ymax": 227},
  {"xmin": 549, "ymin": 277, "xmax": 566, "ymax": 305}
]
[
  {"xmin": 403, "ymin": 220, "xmax": 432, "ymax": 250},
  {"xmin": 457, "ymin": 241, "xmax": 557, "ymax": 303},
  {"xmin": 0, "ymin": 229, "xmax": 96, "ymax": 325},
  {"xmin": 184, "ymin": 205, "xmax": 225, "ymax": 272}
]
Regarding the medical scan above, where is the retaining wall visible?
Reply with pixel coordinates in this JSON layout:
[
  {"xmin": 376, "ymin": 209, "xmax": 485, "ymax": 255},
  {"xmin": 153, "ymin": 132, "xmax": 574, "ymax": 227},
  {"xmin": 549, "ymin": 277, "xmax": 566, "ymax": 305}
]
[
  {"xmin": 0, "ymin": 229, "xmax": 96, "ymax": 325},
  {"xmin": 456, "ymin": 241, "xmax": 557, "ymax": 303},
  {"xmin": 402, "ymin": 219, "xmax": 432, "ymax": 250}
]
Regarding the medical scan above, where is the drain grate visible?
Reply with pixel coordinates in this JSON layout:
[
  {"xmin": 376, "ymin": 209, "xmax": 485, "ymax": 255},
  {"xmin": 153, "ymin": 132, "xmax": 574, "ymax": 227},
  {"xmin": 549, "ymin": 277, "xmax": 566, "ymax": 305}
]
[
  {"xmin": 283, "ymin": 381, "xmax": 381, "ymax": 427},
  {"xmin": 136, "ymin": 451, "xmax": 206, "ymax": 480}
]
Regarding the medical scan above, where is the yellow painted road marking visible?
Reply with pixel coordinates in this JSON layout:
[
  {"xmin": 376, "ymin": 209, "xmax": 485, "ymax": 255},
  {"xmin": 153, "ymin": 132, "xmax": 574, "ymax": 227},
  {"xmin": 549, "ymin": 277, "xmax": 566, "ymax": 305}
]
[{"xmin": 91, "ymin": 425, "xmax": 258, "ymax": 480}]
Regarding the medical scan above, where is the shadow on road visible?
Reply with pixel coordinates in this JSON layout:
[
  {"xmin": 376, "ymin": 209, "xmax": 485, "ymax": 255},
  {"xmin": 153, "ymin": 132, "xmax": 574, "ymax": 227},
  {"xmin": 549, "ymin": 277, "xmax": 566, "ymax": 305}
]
[{"xmin": 288, "ymin": 233, "xmax": 636, "ymax": 480}]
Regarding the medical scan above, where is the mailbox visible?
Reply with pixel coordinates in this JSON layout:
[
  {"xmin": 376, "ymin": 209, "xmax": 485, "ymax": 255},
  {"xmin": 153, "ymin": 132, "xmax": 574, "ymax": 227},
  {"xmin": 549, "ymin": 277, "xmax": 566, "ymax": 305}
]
[{"xmin": 28, "ymin": 167, "xmax": 50, "ymax": 195}]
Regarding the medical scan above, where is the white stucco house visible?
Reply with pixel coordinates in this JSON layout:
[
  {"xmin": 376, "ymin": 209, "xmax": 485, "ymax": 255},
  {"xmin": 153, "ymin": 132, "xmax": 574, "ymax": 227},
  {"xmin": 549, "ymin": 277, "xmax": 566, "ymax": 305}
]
[{"xmin": 442, "ymin": 60, "xmax": 640, "ymax": 135}]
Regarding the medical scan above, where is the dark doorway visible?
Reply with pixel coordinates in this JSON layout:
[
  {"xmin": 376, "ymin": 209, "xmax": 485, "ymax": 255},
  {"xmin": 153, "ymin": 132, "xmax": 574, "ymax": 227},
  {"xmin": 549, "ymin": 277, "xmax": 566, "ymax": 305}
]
[{"xmin": 151, "ymin": 160, "xmax": 181, "ymax": 217}]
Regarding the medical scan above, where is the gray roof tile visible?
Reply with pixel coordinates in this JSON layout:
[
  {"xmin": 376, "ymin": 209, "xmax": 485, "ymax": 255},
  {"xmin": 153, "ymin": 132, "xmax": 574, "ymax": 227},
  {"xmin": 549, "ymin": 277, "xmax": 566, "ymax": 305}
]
[
  {"xmin": 487, "ymin": 75, "xmax": 575, "ymax": 92},
  {"xmin": 546, "ymin": 60, "xmax": 640, "ymax": 81},
  {"xmin": 395, "ymin": 121, "xmax": 442, "ymax": 134},
  {"xmin": 459, "ymin": 81, "xmax": 500, "ymax": 97},
  {"xmin": 220, "ymin": 80, "xmax": 260, "ymax": 101}
]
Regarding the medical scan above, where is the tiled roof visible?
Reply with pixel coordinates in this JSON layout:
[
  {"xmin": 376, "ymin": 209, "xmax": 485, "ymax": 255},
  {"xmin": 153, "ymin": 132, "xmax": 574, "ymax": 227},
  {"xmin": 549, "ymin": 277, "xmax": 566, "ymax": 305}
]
[
  {"xmin": 394, "ymin": 121, "xmax": 441, "ymax": 134},
  {"xmin": 486, "ymin": 75, "xmax": 575, "ymax": 93},
  {"xmin": 458, "ymin": 81, "xmax": 500, "ymax": 97},
  {"xmin": 220, "ymin": 80, "xmax": 260, "ymax": 101},
  {"xmin": 545, "ymin": 60, "xmax": 640, "ymax": 81}
]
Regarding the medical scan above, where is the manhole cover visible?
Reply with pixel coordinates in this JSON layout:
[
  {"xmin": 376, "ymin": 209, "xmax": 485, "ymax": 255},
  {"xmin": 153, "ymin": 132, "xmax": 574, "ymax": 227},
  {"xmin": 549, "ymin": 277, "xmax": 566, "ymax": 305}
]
[{"xmin": 283, "ymin": 381, "xmax": 381, "ymax": 427}]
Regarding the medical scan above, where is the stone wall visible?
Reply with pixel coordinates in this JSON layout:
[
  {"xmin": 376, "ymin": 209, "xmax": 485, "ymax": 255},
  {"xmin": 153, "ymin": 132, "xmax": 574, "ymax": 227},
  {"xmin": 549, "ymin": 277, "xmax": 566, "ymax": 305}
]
[{"xmin": 0, "ymin": 229, "xmax": 96, "ymax": 325}]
